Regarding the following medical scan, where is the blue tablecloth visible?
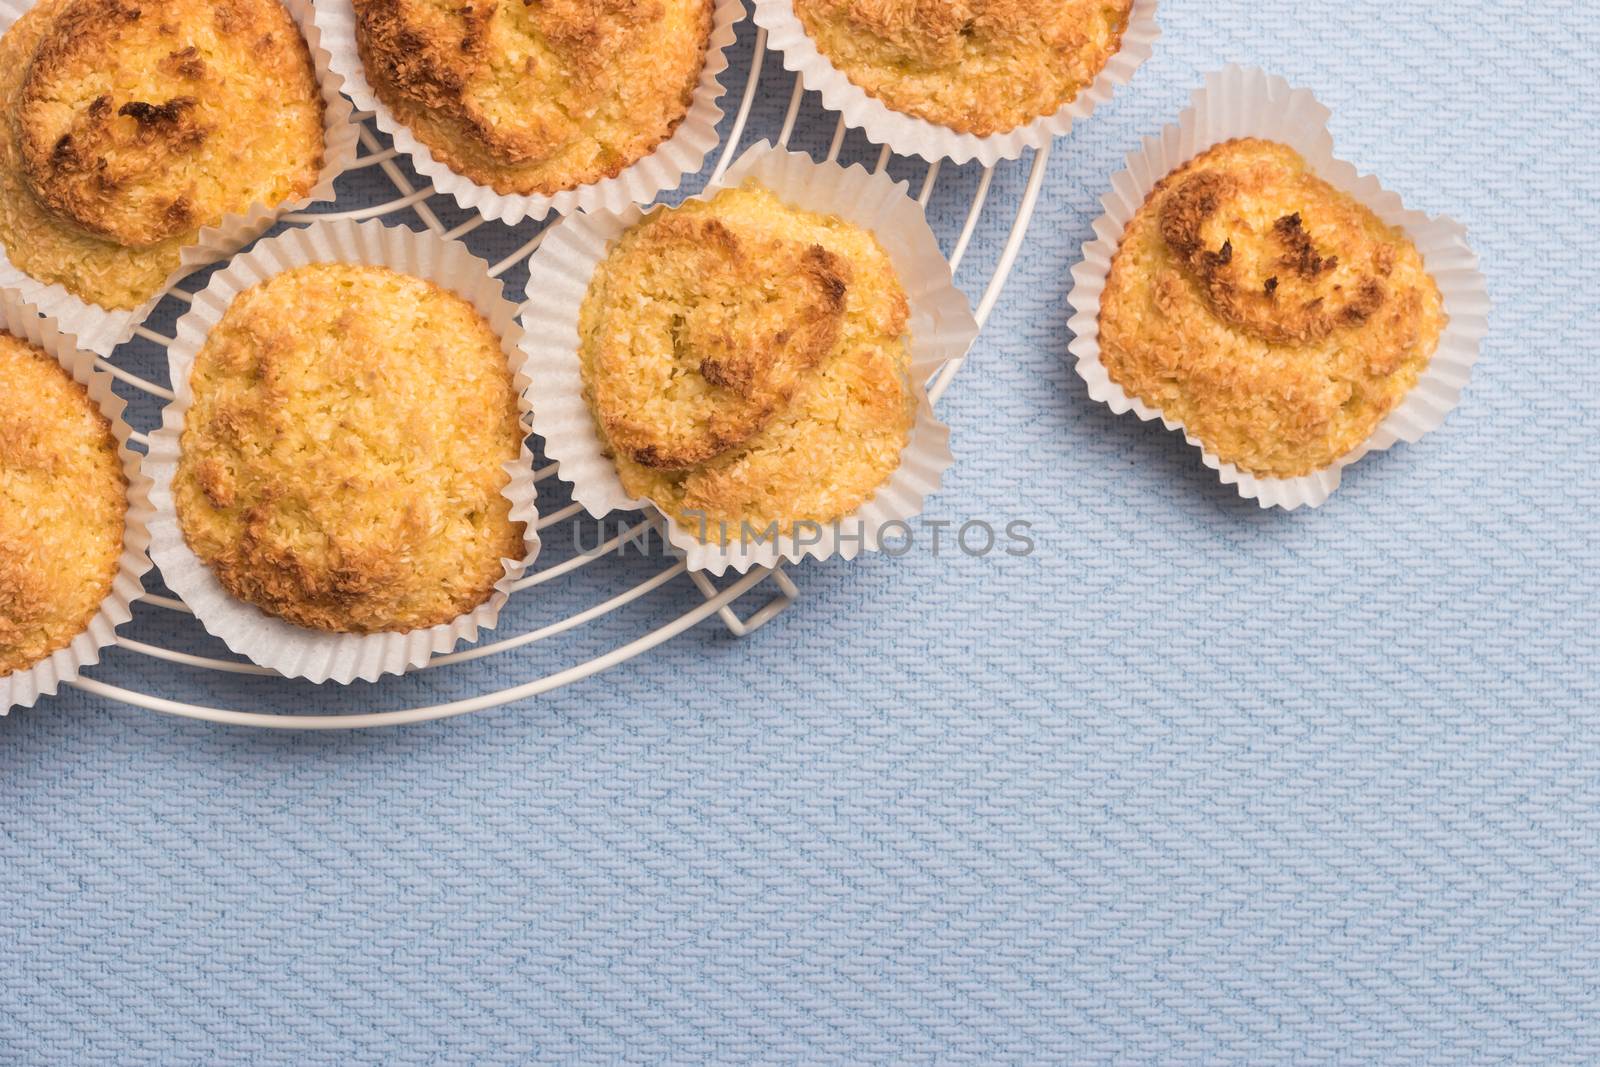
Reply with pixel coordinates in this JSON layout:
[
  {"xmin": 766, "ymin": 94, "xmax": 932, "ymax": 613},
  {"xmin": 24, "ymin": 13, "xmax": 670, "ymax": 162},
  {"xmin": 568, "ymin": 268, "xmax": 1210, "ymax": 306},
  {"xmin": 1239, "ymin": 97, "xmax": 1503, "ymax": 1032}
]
[{"xmin": 3, "ymin": 3, "xmax": 1597, "ymax": 1062}]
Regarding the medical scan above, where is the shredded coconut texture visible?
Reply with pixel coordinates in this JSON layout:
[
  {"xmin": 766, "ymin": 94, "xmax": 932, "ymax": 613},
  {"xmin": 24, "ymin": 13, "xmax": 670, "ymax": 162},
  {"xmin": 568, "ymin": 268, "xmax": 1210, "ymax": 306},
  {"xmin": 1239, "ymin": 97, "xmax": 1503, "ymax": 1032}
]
[
  {"xmin": 353, "ymin": 0, "xmax": 711, "ymax": 196},
  {"xmin": 580, "ymin": 182, "xmax": 915, "ymax": 541},
  {"xmin": 173, "ymin": 263, "xmax": 528, "ymax": 634},
  {"xmin": 1098, "ymin": 139, "xmax": 1447, "ymax": 478},
  {"xmin": 0, "ymin": 332, "xmax": 126, "ymax": 677},
  {"xmin": 792, "ymin": 0, "xmax": 1132, "ymax": 135},
  {"xmin": 0, "ymin": 0, "xmax": 324, "ymax": 308}
]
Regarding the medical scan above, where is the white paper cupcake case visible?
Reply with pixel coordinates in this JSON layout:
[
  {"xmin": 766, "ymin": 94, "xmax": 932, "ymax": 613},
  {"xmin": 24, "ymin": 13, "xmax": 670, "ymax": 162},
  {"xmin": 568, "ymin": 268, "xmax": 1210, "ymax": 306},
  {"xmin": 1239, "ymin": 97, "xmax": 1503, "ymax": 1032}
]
[
  {"xmin": 0, "ymin": 0, "xmax": 360, "ymax": 357},
  {"xmin": 314, "ymin": 0, "xmax": 745, "ymax": 226},
  {"xmin": 753, "ymin": 0, "xmax": 1159, "ymax": 167},
  {"xmin": 145, "ymin": 220, "xmax": 542, "ymax": 684},
  {"xmin": 1067, "ymin": 66, "xmax": 1490, "ymax": 510},
  {"xmin": 0, "ymin": 291, "xmax": 153, "ymax": 714},
  {"xmin": 523, "ymin": 141, "xmax": 977, "ymax": 577}
]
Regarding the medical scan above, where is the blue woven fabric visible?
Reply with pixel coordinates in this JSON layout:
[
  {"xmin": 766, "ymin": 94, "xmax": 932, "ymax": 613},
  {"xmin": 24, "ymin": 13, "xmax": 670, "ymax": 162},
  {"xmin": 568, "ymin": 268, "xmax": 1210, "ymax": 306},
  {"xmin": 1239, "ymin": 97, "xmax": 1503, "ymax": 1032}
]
[{"xmin": 3, "ymin": 2, "xmax": 1598, "ymax": 1062}]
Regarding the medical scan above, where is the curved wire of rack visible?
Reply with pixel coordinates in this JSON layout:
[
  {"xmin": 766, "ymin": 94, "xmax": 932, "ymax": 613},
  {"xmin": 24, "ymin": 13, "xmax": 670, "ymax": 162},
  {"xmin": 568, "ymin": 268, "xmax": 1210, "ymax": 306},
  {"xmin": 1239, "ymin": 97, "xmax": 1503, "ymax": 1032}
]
[{"xmin": 64, "ymin": 25, "xmax": 1053, "ymax": 729}]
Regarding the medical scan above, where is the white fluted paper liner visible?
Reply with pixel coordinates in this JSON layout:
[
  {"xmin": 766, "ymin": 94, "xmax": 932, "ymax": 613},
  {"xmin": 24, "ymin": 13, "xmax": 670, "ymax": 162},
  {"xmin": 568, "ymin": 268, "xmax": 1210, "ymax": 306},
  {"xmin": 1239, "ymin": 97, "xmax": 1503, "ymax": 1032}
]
[
  {"xmin": 0, "ymin": 291, "xmax": 152, "ymax": 713},
  {"xmin": 1067, "ymin": 66, "xmax": 1489, "ymax": 510},
  {"xmin": 754, "ymin": 0, "xmax": 1158, "ymax": 167},
  {"xmin": 146, "ymin": 220, "xmax": 541, "ymax": 684},
  {"xmin": 0, "ymin": 0, "xmax": 359, "ymax": 356},
  {"xmin": 314, "ymin": 0, "xmax": 744, "ymax": 226},
  {"xmin": 523, "ymin": 141, "xmax": 976, "ymax": 576}
]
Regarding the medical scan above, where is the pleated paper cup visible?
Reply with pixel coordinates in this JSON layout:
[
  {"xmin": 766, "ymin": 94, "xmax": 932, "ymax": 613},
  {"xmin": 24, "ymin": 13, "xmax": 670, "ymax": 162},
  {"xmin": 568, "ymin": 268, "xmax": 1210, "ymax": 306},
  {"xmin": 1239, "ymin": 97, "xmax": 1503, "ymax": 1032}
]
[
  {"xmin": 146, "ymin": 220, "xmax": 541, "ymax": 684},
  {"xmin": 753, "ymin": 0, "xmax": 1158, "ymax": 166},
  {"xmin": 314, "ymin": 0, "xmax": 745, "ymax": 226},
  {"xmin": 0, "ymin": 291, "xmax": 152, "ymax": 714},
  {"xmin": 523, "ymin": 141, "xmax": 976, "ymax": 577},
  {"xmin": 0, "ymin": 0, "xmax": 360, "ymax": 357},
  {"xmin": 1067, "ymin": 66, "xmax": 1489, "ymax": 510}
]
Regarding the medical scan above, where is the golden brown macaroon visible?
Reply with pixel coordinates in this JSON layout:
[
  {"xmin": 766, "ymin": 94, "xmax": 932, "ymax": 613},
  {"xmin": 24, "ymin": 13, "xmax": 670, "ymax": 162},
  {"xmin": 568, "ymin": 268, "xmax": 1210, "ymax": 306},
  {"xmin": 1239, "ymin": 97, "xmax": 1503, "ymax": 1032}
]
[
  {"xmin": 353, "ymin": 0, "xmax": 711, "ymax": 197},
  {"xmin": 0, "ymin": 0, "xmax": 325, "ymax": 308},
  {"xmin": 791, "ymin": 0, "xmax": 1133, "ymax": 136},
  {"xmin": 579, "ymin": 182, "xmax": 915, "ymax": 540},
  {"xmin": 1097, "ymin": 138, "xmax": 1447, "ymax": 479},
  {"xmin": 0, "ymin": 333, "xmax": 126, "ymax": 677},
  {"xmin": 172, "ymin": 263, "xmax": 528, "ymax": 634}
]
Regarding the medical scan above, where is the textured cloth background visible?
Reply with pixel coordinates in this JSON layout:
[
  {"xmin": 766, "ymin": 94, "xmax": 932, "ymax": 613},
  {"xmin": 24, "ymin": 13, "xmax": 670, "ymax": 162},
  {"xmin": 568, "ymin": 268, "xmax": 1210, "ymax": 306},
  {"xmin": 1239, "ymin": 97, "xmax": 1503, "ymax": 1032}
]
[{"xmin": 3, "ymin": 2, "xmax": 1598, "ymax": 1063}]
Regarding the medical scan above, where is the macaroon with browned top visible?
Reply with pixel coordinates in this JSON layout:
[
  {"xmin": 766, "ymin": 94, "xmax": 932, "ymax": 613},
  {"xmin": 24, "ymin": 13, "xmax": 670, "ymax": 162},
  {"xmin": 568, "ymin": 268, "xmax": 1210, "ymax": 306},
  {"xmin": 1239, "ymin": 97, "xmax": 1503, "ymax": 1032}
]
[
  {"xmin": 352, "ymin": 0, "xmax": 711, "ymax": 196},
  {"xmin": 0, "ymin": 0, "xmax": 325, "ymax": 309},
  {"xmin": 1097, "ymin": 138, "xmax": 1447, "ymax": 479},
  {"xmin": 791, "ymin": 0, "xmax": 1133, "ymax": 136},
  {"xmin": 579, "ymin": 182, "xmax": 916, "ymax": 540},
  {"xmin": 172, "ymin": 263, "xmax": 528, "ymax": 634},
  {"xmin": 0, "ymin": 332, "xmax": 127, "ymax": 678}
]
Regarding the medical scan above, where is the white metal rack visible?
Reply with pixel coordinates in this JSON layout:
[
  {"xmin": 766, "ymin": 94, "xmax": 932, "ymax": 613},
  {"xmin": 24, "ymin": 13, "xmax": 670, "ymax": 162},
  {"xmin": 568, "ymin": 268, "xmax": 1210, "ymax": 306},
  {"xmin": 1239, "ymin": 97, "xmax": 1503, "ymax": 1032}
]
[{"xmin": 66, "ymin": 25, "xmax": 1052, "ymax": 728}]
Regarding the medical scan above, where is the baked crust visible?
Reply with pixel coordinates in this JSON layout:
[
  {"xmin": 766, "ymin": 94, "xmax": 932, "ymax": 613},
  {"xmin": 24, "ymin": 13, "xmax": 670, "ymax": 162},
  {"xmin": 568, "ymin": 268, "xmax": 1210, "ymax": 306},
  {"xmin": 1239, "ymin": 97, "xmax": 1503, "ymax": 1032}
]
[
  {"xmin": 353, "ymin": 0, "xmax": 711, "ymax": 196},
  {"xmin": 1097, "ymin": 138, "xmax": 1448, "ymax": 479},
  {"xmin": 791, "ymin": 0, "xmax": 1132, "ymax": 136},
  {"xmin": 0, "ymin": 0, "xmax": 324, "ymax": 308},
  {"xmin": 172, "ymin": 264, "xmax": 527, "ymax": 634},
  {"xmin": 579, "ymin": 183, "xmax": 915, "ymax": 539},
  {"xmin": 0, "ymin": 332, "xmax": 126, "ymax": 677},
  {"xmin": 585, "ymin": 210, "xmax": 851, "ymax": 470}
]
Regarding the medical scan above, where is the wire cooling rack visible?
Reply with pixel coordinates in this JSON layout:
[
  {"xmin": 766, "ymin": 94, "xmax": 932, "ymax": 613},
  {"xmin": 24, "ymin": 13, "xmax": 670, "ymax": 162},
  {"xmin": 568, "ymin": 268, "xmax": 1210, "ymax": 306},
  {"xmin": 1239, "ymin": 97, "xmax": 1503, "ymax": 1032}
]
[{"xmin": 65, "ymin": 21, "xmax": 1052, "ymax": 728}]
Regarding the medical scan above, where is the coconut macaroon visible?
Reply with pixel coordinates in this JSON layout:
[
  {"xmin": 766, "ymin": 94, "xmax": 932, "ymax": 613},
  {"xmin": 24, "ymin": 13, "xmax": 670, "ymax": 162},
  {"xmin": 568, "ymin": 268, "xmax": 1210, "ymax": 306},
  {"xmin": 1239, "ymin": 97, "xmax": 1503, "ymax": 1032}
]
[
  {"xmin": 1097, "ymin": 138, "xmax": 1448, "ymax": 479},
  {"xmin": 0, "ymin": 0, "xmax": 325, "ymax": 309},
  {"xmin": 172, "ymin": 263, "xmax": 527, "ymax": 634},
  {"xmin": 0, "ymin": 332, "xmax": 127, "ymax": 678},
  {"xmin": 352, "ymin": 0, "xmax": 711, "ymax": 196},
  {"xmin": 579, "ymin": 182, "xmax": 915, "ymax": 539},
  {"xmin": 791, "ymin": 0, "xmax": 1133, "ymax": 136}
]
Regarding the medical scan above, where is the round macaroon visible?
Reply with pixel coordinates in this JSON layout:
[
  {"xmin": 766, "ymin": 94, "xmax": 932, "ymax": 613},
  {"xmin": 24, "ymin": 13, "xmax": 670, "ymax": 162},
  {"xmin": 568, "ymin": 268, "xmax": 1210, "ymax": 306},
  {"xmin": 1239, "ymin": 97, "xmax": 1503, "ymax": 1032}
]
[
  {"xmin": 0, "ymin": 0, "xmax": 326, "ymax": 308},
  {"xmin": 353, "ymin": 0, "xmax": 712, "ymax": 196},
  {"xmin": 791, "ymin": 0, "xmax": 1134, "ymax": 136},
  {"xmin": 0, "ymin": 332, "xmax": 127, "ymax": 678},
  {"xmin": 579, "ymin": 182, "xmax": 916, "ymax": 540},
  {"xmin": 172, "ymin": 263, "xmax": 527, "ymax": 634},
  {"xmin": 1097, "ymin": 138, "xmax": 1447, "ymax": 479}
]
